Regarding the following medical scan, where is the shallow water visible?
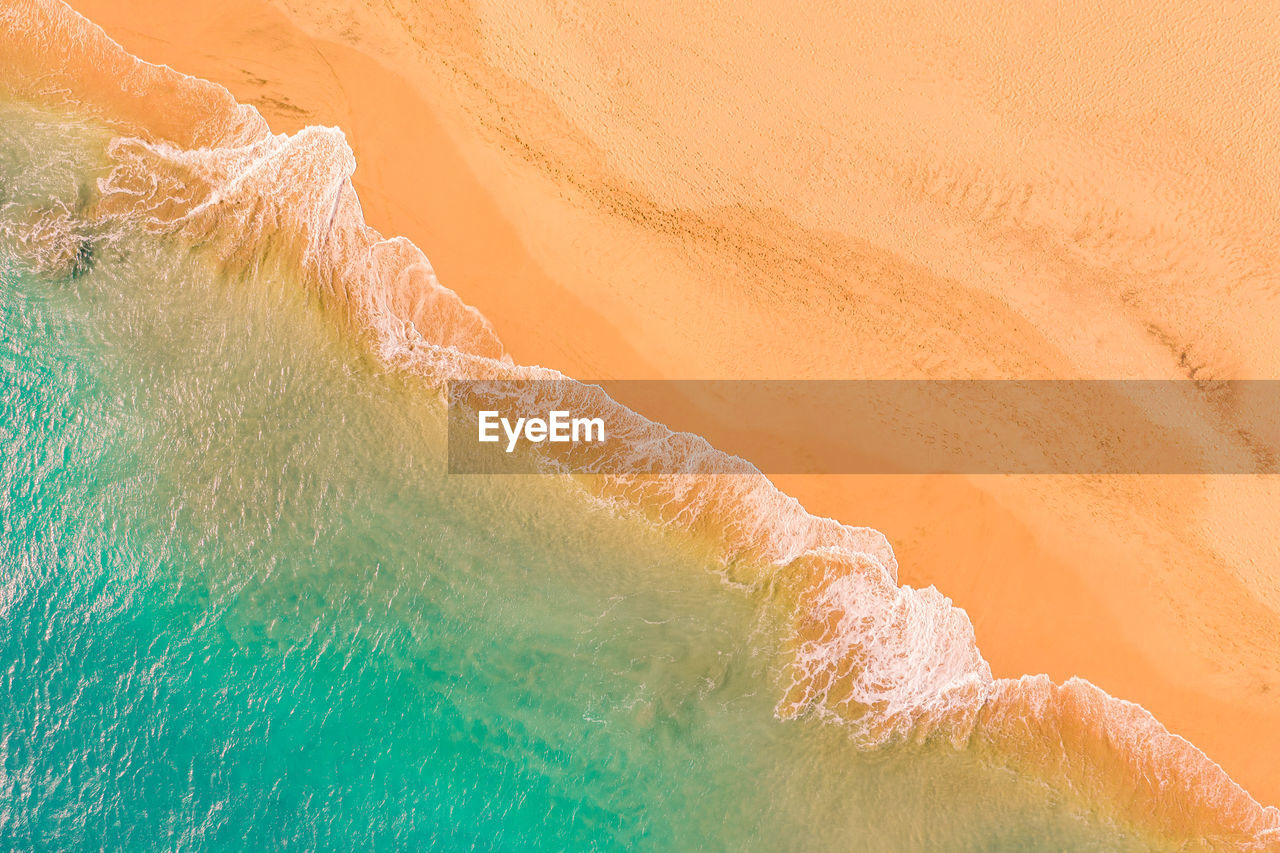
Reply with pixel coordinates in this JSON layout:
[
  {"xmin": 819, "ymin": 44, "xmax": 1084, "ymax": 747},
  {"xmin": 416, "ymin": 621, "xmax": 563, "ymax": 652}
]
[{"xmin": 0, "ymin": 97, "xmax": 1201, "ymax": 850}]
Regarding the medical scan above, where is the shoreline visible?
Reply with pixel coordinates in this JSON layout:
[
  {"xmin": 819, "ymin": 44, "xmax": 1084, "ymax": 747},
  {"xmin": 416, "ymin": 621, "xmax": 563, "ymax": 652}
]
[{"xmin": 61, "ymin": 0, "xmax": 1280, "ymax": 815}]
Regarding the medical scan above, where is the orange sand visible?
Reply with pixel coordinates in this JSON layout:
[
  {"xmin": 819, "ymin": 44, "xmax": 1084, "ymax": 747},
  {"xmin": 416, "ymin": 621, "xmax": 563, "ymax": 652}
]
[{"xmin": 67, "ymin": 0, "xmax": 1280, "ymax": 806}]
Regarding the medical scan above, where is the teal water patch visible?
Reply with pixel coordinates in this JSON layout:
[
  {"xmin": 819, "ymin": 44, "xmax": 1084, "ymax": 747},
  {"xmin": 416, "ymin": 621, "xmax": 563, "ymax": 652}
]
[{"xmin": 0, "ymin": 101, "xmax": 1158, "ymax": 850}]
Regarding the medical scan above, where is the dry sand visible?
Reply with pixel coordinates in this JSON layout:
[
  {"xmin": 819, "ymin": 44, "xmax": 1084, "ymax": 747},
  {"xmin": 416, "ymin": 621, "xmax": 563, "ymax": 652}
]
[{"xmin": 67, "ymin": 0, "xmax": 1280, "ymax": 805}]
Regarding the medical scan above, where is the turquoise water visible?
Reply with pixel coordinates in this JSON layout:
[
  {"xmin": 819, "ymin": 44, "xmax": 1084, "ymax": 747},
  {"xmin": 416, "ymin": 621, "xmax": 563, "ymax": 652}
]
[{"xmin": 0, "ymin": 101, "xmax": 1160, "ymax": 850}]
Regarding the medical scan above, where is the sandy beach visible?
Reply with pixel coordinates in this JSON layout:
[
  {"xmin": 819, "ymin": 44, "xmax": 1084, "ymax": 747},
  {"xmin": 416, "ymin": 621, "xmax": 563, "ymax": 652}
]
[{"xmin": 65, "ymin": 0, "xmax": 1280, "ymax": 808}]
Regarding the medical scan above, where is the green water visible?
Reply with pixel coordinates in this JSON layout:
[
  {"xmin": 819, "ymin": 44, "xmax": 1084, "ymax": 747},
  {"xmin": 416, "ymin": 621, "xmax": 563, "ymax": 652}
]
[{"xmin": 0, "ymin": 101, "xmax": 1157, "ymax": 850}]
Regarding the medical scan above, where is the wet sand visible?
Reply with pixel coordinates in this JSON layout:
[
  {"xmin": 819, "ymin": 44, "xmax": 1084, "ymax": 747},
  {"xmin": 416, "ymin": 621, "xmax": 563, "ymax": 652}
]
[{"xmin": 67, "ymin": 0, "xmax": 1280, "ymax": 806}]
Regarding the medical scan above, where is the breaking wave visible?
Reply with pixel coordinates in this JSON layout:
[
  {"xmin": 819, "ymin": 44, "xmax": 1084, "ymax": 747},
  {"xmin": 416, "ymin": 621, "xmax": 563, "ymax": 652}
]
[{"xmin": 3, "ymin": 1, "xmax": 1278, "ymax": 847}]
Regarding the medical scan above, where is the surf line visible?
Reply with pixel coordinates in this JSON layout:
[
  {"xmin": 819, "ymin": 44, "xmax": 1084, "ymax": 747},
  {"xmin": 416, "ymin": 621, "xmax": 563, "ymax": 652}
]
[{"xmin": 478, "ymin": 410, "xmax": 606, "ymax": 453}]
